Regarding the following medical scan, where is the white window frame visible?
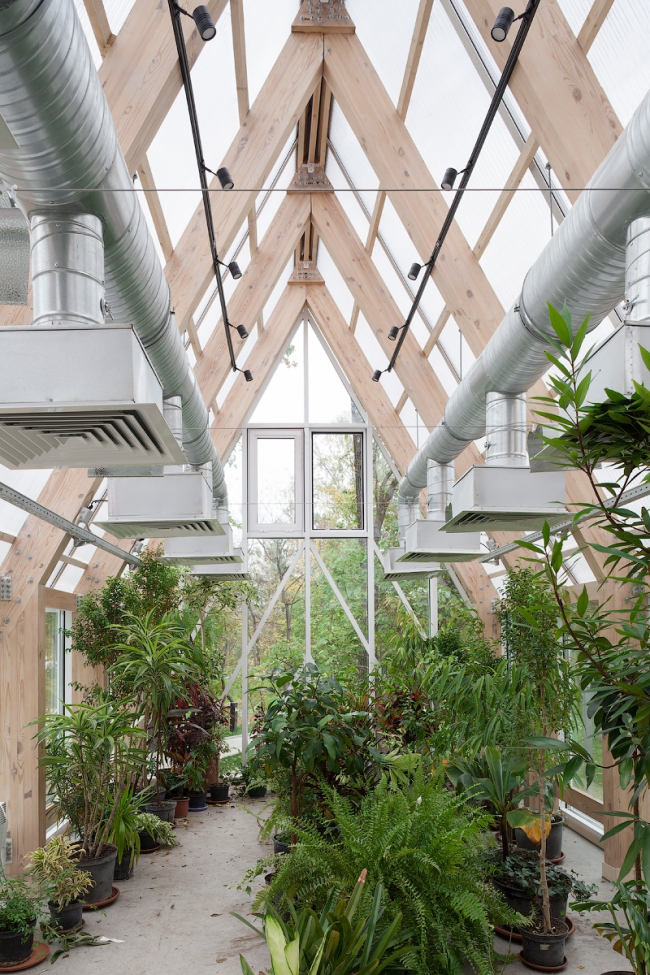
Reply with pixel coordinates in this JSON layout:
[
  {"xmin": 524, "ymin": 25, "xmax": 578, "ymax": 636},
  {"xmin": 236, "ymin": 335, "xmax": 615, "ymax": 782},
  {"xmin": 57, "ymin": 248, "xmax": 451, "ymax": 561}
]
[{"xmin": 247, "ymin": 428, "xmax": 305, "ymax": 536}]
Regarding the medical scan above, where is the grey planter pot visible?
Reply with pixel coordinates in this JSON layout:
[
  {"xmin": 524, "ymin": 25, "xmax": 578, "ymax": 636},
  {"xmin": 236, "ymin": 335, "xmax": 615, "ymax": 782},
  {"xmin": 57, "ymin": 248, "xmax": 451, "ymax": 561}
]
[{"xmin": 77, "ymin": 844, "xmax": 118, "ymax": 904}]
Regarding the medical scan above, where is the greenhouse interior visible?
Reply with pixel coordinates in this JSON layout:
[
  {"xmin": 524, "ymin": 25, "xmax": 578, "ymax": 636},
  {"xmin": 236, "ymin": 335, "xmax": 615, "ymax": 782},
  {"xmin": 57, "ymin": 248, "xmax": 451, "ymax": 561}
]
[{"xmin": 1, "ymin": 0, "xmax": 650, "ymax": 973}]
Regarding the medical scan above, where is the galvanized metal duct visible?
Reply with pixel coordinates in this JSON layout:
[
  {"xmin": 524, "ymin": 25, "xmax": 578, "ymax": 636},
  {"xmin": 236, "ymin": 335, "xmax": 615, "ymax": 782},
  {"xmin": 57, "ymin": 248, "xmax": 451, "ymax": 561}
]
[
  {"xmin": 0, "ymin": 187, "xmax": 29, "ymax": 304},
  {"xmin": 399, "ymin": 84, "xmax": 650, "ymax": 506},
  {"xmin": 0, "ymin": 0, "xmax": 228, "ymax": 513}
]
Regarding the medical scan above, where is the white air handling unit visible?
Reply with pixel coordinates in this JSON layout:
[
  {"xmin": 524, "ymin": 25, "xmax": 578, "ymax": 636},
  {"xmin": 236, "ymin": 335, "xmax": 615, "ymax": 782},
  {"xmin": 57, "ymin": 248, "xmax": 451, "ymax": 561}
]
[
  {"xmin": 382, "ymin": 547, "xmax": 441, "ymax": 582},
  {"xmin": 397, "ymin": 461, "xmax": 482, "ymax": 563},
  {"xmin": 164, "ymin": 526, "xmax": 243, "ymax": 565},
  {"xmin": 191, "ymin": 549, "xmax": 250, "ymax": 581},
  {"xmin": 95, "ymin": 465, "xmax": 226, "ymax": 538},
  {"xmin": 0, "ymin": 323, "xmax": 186, "ymax": 470}
]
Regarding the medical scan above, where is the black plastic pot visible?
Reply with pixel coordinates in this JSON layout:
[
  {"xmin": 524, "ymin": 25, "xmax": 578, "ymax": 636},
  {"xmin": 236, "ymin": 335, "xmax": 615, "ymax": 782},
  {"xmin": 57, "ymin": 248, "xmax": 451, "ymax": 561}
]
[
  {"xmin": 188, "ymin": 790, "xmax": 208, "ymax": 810},
  {"xmin": 48, "ymin": 900, "xmax": 84, "ymax": 931},
  {"xmin": 139, "ymin": 829, "xmax": 158, "ymax": 852},
  {"xmin": 493, "ymin": 879, "xmax": 568, "ymax": 926},
  {"xmin": 247, "ymin": 785, "xmax": 267, "ymax": 799},
  {"xmin": 114, "ymin": 851, "xmax": 135, "ymax": 881},
  {"xmin": 0, "ymin": 925, "xmax": 35, "ymax": 965},
  {"xmin": 143, "ymin": 800, "xmax": 176, "ymax": 824},
  {"xmin": 516, "ymin": 817, "xmax": 564, "ymax": 860},
  {"xmin": 521, "ymin": 921, "xmax": 568, "ymax": 970},
  {"xmin": 77, "ymin": 844, "xmax": 118, "ymax": 904},
  {"xmin": 273, "ymin": 833, "xmax": 291, "ymax": 856},
  {"xmin": 209, "ymin": 782, "xmax": 229, "ymax": 803}
]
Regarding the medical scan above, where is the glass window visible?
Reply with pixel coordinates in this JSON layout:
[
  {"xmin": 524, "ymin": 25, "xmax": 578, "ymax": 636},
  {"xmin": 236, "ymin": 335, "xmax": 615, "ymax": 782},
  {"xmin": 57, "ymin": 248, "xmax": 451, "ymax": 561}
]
[
  {"xmin": 248, "ymin": 430, "xmax": 304, "ymax": 534},
  {"xmin": 45, "ymin": 609, "xmax": 69, "ymax": 715},
  {"xmin": 312, "ymin": 432, "xmax": 364, "ymax": 531}
]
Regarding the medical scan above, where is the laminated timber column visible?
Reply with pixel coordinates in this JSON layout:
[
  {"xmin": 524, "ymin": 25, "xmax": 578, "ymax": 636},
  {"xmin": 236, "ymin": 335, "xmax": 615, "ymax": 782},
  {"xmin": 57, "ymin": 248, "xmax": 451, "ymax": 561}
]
[{"xmin": 0, "ymin": 469, "xmax": 100, "ymax": 873}]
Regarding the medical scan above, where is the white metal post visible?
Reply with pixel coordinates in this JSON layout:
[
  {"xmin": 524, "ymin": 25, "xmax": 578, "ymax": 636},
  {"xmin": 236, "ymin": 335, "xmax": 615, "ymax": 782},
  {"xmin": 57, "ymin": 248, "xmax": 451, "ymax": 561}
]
[
  {"xmin": 240, "ymin": 600, "xmax": 249, "ymax": 765},
  {"xmin": 428, "ymin": 576, "xmax": 438, "ymax": 638}
]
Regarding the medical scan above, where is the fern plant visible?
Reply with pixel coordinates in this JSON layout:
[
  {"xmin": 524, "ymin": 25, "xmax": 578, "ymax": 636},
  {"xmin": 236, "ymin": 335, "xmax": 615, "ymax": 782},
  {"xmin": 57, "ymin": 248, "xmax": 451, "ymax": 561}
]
[{"xmin": 252, "ymin": 773, "xmax": 519, "ymax": 975}]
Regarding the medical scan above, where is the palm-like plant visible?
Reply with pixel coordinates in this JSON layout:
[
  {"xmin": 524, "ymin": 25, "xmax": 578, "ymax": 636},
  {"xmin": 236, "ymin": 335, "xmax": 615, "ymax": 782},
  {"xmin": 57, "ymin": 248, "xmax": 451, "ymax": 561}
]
[
  {"xmin": 446, "ymin": 747, "xmax": 536, "ymax": 860},
  {"xmin": 34, "ymin": 699, "xmax": 146, "ymax": 859},
  {"xmin": 109, "ymin": 611, "xmax": 202, "ymax": 800}
]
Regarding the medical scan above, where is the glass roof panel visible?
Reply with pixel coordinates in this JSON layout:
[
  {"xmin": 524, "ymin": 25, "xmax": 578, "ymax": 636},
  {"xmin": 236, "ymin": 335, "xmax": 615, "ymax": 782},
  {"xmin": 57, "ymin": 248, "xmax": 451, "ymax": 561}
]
[
  {"xmin": 328, "ymin": 103, "xmax": 379, "ymax": 217},
  {"xmin": 318, "ymin": 244, "xmax": 354, "ymax": 322},
  {"xmin": 429, "ymin": 345, "xmax": 458, "ymax": 398},
  {"xmin": 325, "ymin": 153, "xmax": 369, "ymax": 244},
  {"xmin": 308, "ymin": 327, "xmax": 356, "ymax": 425},
  {"xmin": 243, "ymin": 0, "xmax": 296, "ymax": 105},
  {"xmin": 479, "ymin": 170, "xmax": 552, "ymax": 310},
  {"xmin": 406, "ymin": 0, "xmax": 521, "ymax": 249},
  {"xmin": 344, "ymin": 0, "xmax": 419, "ymax": 107},
  {"xmin": 148, "ymin": 7, "xmax": 239, "ymax": 247},
  {"xmin": 250, "ymin": 323, "xmax": 305, "ymax": 423},
  {"xmin": 587, "ymin": 0, "xmax": 650, "ymax": 126},
  {"xmin": 103, "ymin": 0, "xmax": 137, "ymax": 35}
]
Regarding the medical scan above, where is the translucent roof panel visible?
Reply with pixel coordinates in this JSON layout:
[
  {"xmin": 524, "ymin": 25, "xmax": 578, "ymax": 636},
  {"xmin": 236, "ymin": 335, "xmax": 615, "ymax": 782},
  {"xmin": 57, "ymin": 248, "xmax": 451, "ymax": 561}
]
[
  {"xmin": 148, "ymin": 8, "xmax": 240, "ymax": 247},
  {"xmin": 555, "ymin": 0, "xmax": 592, "ymax": 36},
  {"xmin": 479, "ymin": 170, "xmax": 552, "ymax": 310},
  {"xmin": 344, "ymin": 0, "xmax": 419, "ymax": 107},
  {"xmin": 325, "ymin": 151, "xmax": 369, "ymax": 245},
  {"xmin": 243, "ymin": 0, "xmax": 297, "ymax": 105},
  {"xmin": 318, "ymin": 244, "xmax": 355, "ymax": 322},
  {"xmin": 354, "ymin": 314, "xmax": 403, "ymax": 407},
  {"xmin": 587, "ymin": 0, "xmax": 650, "ymax": 126},
  {"xmin": 103, "ymin": 0, "xmax": 137, "ymax": 35},
  {"xmin": 250, "ymin": 323, "xmax": 305, "ymax": 423},
  {"xmin": 328, "ymin": 103, "xmax": 380, "ymax": 217},
  {"xmin": 406, "ymin": 0, "xmax": 522, "ymax": 249},
  {"xmin": 72, "ymin": 0, "xmax": 101, "ymax": 68}
]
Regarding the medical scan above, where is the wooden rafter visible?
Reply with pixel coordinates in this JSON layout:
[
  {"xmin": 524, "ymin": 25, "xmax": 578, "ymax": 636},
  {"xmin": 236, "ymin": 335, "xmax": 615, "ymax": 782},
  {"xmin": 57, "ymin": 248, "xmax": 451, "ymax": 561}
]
[
  {"xmin": 83, "ymin": 0, "xmax": 115, "ymax": 56},
  {"xmin": 577, "ymin": 0, "xmax": 615, "ymax": 54},
  {"xmin": 348, "ymin": 0, "xmax": 433, "ymax": 336},
  {"xmin": 193, "ymin": 192, "xmax": 312, "ymax": 406},
  {"xmin": 461, "ymin": 0, "xmax": 620, "ymax": 198},
  {"xmin": 211, "ymin": 285, "xmax": 308, "ymax": 458},
  {"xmin": 165, "ymin": 32, "xmax": 323, "ymax": 332},
  {"xmin": 99, "ymin": 0, "xmax": 229, "ymax": 173}
]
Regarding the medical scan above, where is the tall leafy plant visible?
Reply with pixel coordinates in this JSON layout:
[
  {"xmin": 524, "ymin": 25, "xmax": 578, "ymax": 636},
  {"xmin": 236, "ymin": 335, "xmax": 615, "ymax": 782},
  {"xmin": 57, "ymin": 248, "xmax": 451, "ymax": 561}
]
[
  {"xmin": 109, "ymin": 611, "xmax": 202, "ymax": 801},
  {"xmin": 34, "ymin": 699, "xmax": 146, "ymax": 859}
]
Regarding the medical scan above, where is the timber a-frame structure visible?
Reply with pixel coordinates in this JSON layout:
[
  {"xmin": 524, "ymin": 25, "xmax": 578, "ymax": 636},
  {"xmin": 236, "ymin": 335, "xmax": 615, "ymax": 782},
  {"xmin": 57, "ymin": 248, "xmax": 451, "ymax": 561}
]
[{"xmin": 0, "ymin": 0, "xmax": 635, "ymax": 874}]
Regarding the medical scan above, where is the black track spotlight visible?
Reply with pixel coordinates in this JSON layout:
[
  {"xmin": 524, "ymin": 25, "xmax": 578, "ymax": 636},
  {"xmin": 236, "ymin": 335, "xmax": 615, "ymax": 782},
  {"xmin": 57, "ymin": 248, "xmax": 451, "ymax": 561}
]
[
  {"xmin": 244, "ymin": 369, "xmax": 253, "ymax": 383},
  {"xmin": 236, "ymin": 323, "xmax": 248, "ymax": 339},
  {"xmin": 192, "ymin": 5, "xmax": 216, "ymax": 40},
  {"xmin": 372, "ymin": 369, "xmax": 382, "ymax": 383},
  {"xmin": 217, "ymin": 166, "xmax": 234, "ymax": 190},
  {"xmin": 441, "ymin": 167, "xmax": 458, "ymax": 191},
  {"xmin": 229, "ymin": 260, "xmax": 242, "ymax": 280},
  {"xmin": 388, "ymin": 326, "xmax": 400, "ymax": 341},
  {"xmin": 408, "ymin": 262, "xmax": 422, "ymax": 281},
  {"xmin": 491, "ymin": 6, "xmax": 515, "ymax": 41}
]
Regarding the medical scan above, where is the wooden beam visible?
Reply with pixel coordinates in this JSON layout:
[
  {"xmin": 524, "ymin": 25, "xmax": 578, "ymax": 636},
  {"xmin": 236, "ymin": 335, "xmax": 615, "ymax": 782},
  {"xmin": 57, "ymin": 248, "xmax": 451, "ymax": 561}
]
[
  {"xmin": 165, "ymin": 32, "xmax": 323, "ymax": 332},
  {"xmin": 324, "ymin": 32, "xmax": 504, "ymax": 358},
  {"xmin": 461, "ymin": 0, "xmax": 621, "ymax": 198},
  {"xmin": 60, "ymin": 554, "xmax": 89, "ymax": 571},
  {"xmin": 193, "ymin": 192, "xmax": 312, "ymax": 406},
  {"xmin": 0, "ymin": 530, "xmax": 16, "ymax": 545},
  {"xmin": 423, "ymin": 307, "xmax": 451, "ymax": 357},
  {"xmin": 306, "ymin": 283, "xmax": 499, "ymax": 627},
  {"xmin": 0, "ymin": 469, "xmax": 101, "ymax": 872},
  {"xmin": 473, "ymin": 134, "xmax": 538, "ymax": 260},
  {"xmin": 136, "ymin": 154, "xmax": 174, "ymax": 261},
  {"xmin": 83, "ymin": 0, "xmax": 115, "ymax": 56},
  {"xmin": 99, "ymin": 0, "xmax": 229, "ymax": 173},
  {"xmin": 577, "ymin": 0, "xmax": 615, "ymax": 54},
  {"xmin": 211, "ymin": 285, "xmax": 308, "ymax": 458},
  {"xmin": 397, "ymin": 0, "xmax": 435, "ymax": 118}
]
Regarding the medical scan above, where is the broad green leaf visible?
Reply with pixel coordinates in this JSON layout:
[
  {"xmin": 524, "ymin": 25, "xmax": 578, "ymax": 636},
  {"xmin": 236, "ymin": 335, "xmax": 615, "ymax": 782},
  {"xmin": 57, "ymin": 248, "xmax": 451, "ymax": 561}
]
[
  {"xmin": 639, "ymin": 344, "xmax": 650, "ymax": 374},
  {"xmin": 284, "ymin": 936, "xmax": 300, "ymax": 975},
  {"xmin": 576, "ymin": 586, "xmax": 589, "ymax": 617},
  {"xmin": 265, "ymin": 915, "xmax": 292, "ymax": 975},
  {"xmin": 240, "ymin": 956, "xmax": 257, "ymax": 975},
  {"xmin": 548, "ymin": 302, "xmax": 572, "ymax": 347}
]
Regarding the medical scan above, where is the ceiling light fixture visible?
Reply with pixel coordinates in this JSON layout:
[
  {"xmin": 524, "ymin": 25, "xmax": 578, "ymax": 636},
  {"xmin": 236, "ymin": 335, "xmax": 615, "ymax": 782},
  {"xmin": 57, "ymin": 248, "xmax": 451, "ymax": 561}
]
[
  {"xmin": 229, "ymin": 322, "xmax": 248, "ymax": 340},
  {"xmin": 168, "ymin": 0, "xmax": 253, "ymax": 382},
  {"xmin": 173, "ymin": 3, "xmax": 217, "ymax": 41},
  {"xmin": 371, "ymin": 0, "xmax": 540, "ymax": 384}
]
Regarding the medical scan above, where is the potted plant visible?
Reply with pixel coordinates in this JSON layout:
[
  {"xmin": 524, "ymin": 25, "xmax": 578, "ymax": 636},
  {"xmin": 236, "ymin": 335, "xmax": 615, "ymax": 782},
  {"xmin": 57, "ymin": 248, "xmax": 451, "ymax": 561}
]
[
  {"xmin": 110, "ymin": 611, "xmax": 201, "ymax": 823},
  {"xmin": 28, "ymin": 837, "xmax": 92, "ymax": 933},
  {"xmin": 34, "ymin": 698, "xmax": 147, "ymax": 904},
  {"xmin": 135, "ymin": 812, "xmax": 179, "ymax": 852},
  {"xmin": 235, "ymin": 870, "xmax": 412, "ymax": 975},
  {"xmin": 0, "ymin": 873, "xmax": 42, "ymax": 966},
  {"xmin": 572, "ymin": 879, "xmax": 650, "ymax": 975},
  {"xmin": 105, "ymin": 788, "xmax": 147, "ymax": 881},
  {"xmin": 515, "ymin": 805, "xmax": 565, "ymax": 861}
]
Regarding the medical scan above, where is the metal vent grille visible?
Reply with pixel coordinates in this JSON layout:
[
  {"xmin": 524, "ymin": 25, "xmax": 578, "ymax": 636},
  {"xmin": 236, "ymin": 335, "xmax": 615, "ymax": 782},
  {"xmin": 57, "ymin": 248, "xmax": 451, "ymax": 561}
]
[
  {"xmin": 398, "ymin": 550, "xmax": 479, "ymax": 563},
  {"xmin": 0, "ymin": 409, "xmax": 168, "ymax": 469},
  {"xmin": 447, "ymin": 510, "xmax": 565, "ymax": 530},
  {"xmin": 101, "ymin": 518, "xmax": 224, "ymax": 540}
]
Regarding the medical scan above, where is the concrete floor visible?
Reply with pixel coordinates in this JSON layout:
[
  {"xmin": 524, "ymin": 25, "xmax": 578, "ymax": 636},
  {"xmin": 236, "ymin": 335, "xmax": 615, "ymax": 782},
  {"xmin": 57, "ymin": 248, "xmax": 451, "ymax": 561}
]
[{"xmin": 42, "ymin": 805, "xmax": 631, "ymax": 975}]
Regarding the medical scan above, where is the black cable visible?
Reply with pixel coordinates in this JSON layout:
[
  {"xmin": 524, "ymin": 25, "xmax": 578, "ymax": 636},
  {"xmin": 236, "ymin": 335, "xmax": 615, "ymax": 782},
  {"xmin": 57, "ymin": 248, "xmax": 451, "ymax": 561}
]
[
  {"xmin": 375, "ymin": 0, "xmax": 541, "ymax": 381},
  {"xmin": 167, "ymin": 1, "xmax": 250, "ymax": 379}
]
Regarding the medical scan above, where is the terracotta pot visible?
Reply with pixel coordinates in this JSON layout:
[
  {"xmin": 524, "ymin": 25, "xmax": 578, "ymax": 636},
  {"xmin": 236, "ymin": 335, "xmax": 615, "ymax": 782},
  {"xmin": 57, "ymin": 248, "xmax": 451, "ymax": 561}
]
[{"xmin": 174, "ymin": 796, "xmax": 190, "ymax": 818}]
